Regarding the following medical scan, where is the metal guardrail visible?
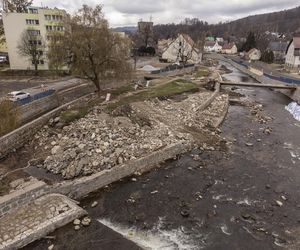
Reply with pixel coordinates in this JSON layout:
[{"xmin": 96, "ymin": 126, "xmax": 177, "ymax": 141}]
[
  {"xmin": 16, "ymin": 89, "xmax": 56, "ymax": 105},
  {"xmin": 151, "ymin": 64, "xmax": 195, "ymax": 74},
  {"xmin": 231, "ymin": 58, "xmax": 300, "ymax": 85}
]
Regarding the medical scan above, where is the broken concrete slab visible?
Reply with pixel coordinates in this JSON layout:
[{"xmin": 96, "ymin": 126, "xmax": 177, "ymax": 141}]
[{"xmin": 0, "ymin": 194, "xmax": 86, "ymax": 250}]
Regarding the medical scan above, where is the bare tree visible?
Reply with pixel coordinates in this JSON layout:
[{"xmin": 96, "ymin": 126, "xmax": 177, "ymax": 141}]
[
  {"xmin": 17, "ymin": 30, "xmax": 45, "ymax": 71},
  {"xmin": 4, "ymin": 0, "xmax": 33, "ymax": 13},
  {"xmin": 62, "ymin": 5, "xmax": 132, "ymax": 93},
  {"xmin": 47, "ymin": 31, "xmax": 68, "ymax": 71},
  {"xmin": 0, "ymin": 20, "xmax": 4, "ymax": 44}
]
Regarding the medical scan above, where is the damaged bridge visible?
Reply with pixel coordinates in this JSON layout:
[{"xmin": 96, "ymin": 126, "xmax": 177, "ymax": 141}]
[{"xmin": 220, "ymin": 81, "xmax": 297, "ymax": 90}]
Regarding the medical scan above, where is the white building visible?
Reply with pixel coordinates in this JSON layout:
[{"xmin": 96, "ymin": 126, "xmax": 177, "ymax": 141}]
[
  {"xmin": 245, "ymin": 48, "xmax": 261, "ymax": 61},
  {"xmin": 221, "ymin": 43, "xmax": 238, "ymax": 54},
  {"xmin": 285, "ymin": 37, "xmax": 300, "ymax": 70},
  {"xmin": 161, "ymin": 34, "xmax": 201, "ymax": 64},
  {"xmin": 204, "ymin": 41, "xmax": 222, "ymax": 53},
  {"xmin": 2, "ymin": 6, "xmax": 66, "ymax": 70},
  {"xmin": 216, "ymin": 37, "xmax": 224, "ymax": 43}
]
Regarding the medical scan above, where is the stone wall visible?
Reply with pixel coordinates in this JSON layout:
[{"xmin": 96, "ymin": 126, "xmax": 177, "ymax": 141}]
[
  {"xmin": 53, "ymin": 141, "xmax": 191, "ymax": 200},
  {"xmin": 0, "ymin": 181, "xmax": 49, "ymax": 218},
  {"xmin": 19, "ymin": 83, "xmax": 95, "ymax": 125},
  {"xmin": 0, "ymin": 141, "xmax": 191, "ymax": 218},
  {"xmin": 0, "ymin": 93, "xmax": 94, "ymax": 159}
]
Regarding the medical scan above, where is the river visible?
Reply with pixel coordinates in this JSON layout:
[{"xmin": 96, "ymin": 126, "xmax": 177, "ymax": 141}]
[{"xmin": 24, "ymin": 64, "xmax": 300, "ymax": 250}]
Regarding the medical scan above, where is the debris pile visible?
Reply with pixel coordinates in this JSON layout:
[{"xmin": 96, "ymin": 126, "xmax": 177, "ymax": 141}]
[{"xmin": 33, "ymin": 92, "xmax": 228, "ymax": 179}]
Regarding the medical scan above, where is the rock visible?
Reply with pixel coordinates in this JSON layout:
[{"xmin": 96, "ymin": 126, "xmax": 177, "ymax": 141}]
[
  {"xmin": 74, "ymin": 225, "xmax": 80, "ymax": 231},
  {"xmin": 281, "ymin": 196, "xmax": 287, "ymax": 201},
  {"xmin": 54, "ymin": 117, "xmax": 60, "ymax": 123},
  {"xmin": 180, "ymin": 209, "xmax": 190, "ymax": 217},
  {"xmin": 73, "ymin": 219, "xmax": 81, "ymax": 225},
  {"xmin": 241, "ymin": 213, "xmax": 251, "ymax": 220},
  {"xmin": 51, "ymin": 141, "xmax": 57, "ymax": 146},
  {"xmin": 151, "ymin": 190, "xmax": 158, "ymax": 194},
  {"xmin": 91, "ymin": 201, "xmax": 98, "ymax": 208},
  {"xmin": 81, "ymin": 217, "xmax": 92, "ymax": 226},
  {"xmin": 131, "ymin": 178, "xmax": 137, "ymax": 182},
  {"xmin": 51, "ymin": 146, "xmax": 61, "ymax": 155},
  {"xmin": 48, "ymin": 244, "xmax": 54, "ymax": 250},
  {"xmin": 276, "ymin": 200, "xmax": 283, "ymax": 207},
  {"xmin": 245, "ymin": 143, "xmax": 254, "ymax": 147},
  {"xmin": 78, "ymin": 144, "xmax": 86, "ymax": 150}
]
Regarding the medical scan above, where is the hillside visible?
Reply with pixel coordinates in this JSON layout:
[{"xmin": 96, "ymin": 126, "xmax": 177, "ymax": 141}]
[
  {"xmin": 215, "ymin": 6, "xmax": 300, "ymax": 36},
  {"xmin": 153, "ymin": 6, "xmax": 300, "ymax": 41}
]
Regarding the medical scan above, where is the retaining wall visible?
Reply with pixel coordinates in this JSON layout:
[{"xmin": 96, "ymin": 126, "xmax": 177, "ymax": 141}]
[
  {"xmin": 0, "ymin": 93, "xmax": 94, "ymax": 159},
  {"xmin": 223, "ymin": 57, "xmax": 300, "ymax": 103},
  {"xmin": 19, "ymin": 82, "xmax": 95, "ymax": 124},
  {"xmin": 0, "ymin": 141, "xmax": 191, "ymax": 218},
  {"xmin": 0, "ymin": 181, "xmax": 49, "ymax": 218}
]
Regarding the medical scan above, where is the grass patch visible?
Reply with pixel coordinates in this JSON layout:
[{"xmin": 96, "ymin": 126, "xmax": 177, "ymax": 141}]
[
  {"xmin": 107, "ymin": 80, "xmax": 198, "ymax": 111},
  {"xmin": 196, "ymin": 69, "xmax": 210, "ymax": 78},
  {"xmin": 0, "ymin": 100, "xmax": 19, "ymax": 137},
  {"xmin": 60, "ymin": 107, "xmax": 89, "ymax": 124},
  {"xmin": 111, "ymin": 84, "xmax": 134, "ymax": 96}
]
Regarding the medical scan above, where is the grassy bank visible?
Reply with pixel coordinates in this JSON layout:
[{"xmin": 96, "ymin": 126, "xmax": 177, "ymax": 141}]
[{"xmin": 107, "ymin": 80, "xmax": 199, "ymax": 111}]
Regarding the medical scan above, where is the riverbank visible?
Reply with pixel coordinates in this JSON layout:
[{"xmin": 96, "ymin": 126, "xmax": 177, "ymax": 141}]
[{"xmin": 23, "ymin": 59, "xmax": 300, "ymax": 249}]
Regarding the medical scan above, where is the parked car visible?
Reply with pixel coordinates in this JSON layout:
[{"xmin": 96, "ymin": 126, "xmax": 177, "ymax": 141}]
[
  {"xmin": 0, "ymin": 56, "xmax": 7, "ymax": 63},
  {"xmin": 7, "ymin": 91, "xmax": 31, "ymax": 101}
]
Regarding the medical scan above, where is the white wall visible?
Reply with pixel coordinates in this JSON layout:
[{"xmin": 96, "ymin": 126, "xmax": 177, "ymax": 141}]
[{"xmin": 162, "ymin": 35, "xmax": 200, "ymax": 63}]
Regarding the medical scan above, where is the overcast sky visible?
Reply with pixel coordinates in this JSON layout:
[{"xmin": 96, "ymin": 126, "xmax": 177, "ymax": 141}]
[{"xmin": 33, "ymin": 0, "xmax": 299, "ymax": 27}]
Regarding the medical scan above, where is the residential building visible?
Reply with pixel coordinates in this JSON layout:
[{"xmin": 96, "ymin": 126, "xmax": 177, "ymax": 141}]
[
  {"xmin": 221, "ymin": 43, "xmax": 238, "ymax": 54},
  {"xmin": 216, "ymin": 37, "xmax": 224, "ymax": 43},
  {"xmin": 245, "ymin": 48, "xmax": 261, "ymax": 61},
  {"xmin": 285, "ymin": 37, "xmax": 300, "ymax": 69},
  {"xmin": 2, "ymin": 6, "xmax": 66, "ymax": 70},
  {"xmin": 204, "ymin": 41, "xmax": 222, "ymax": 53},
  {"xmin": 157, "ymin": 38, "xmax": 172, "ymax": 56},
  {"xmin": 267, "ymin": 41, "xmax": 288, "ymax": 63},
  {"xmin": 205, "ymin": 36, "xmax": 215, "ymax": 41},
  {"xmin": 161, "ymin": 34, "xmax": 201, "ymax": 64}
]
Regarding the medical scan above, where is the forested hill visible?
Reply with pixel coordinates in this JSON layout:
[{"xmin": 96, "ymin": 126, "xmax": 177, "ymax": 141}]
[{"xmin": 153, "ymin": 6, "xmax": 300, "ymax": 41}]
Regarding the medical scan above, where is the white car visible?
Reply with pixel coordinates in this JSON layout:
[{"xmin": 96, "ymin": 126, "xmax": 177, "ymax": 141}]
[
  {"xmin": 7, "ymin": 91, "xmax": 31, "ymax": 101},
  {"xmin": 0, "ymin": 56, "xmax": 7, "ymax": 63}
]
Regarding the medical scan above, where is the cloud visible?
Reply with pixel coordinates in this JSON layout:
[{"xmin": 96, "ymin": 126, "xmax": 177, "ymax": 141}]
[{"xmin": 34, "ymin": 0, "xmax": 300, "ymax": 27}]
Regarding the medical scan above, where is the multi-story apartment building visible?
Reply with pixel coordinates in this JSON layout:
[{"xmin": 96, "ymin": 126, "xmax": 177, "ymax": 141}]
[{"xmin": 2, "ymin": 6, "xmax": 66, "ymax": 70}]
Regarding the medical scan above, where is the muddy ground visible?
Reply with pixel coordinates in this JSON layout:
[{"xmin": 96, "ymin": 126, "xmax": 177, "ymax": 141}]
[{"xmin": 23, "ymin": 64, "xmax": 300, "ymax": 249}]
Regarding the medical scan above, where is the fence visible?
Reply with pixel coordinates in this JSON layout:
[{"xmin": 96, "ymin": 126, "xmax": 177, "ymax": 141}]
[
  {"xmin": 16, "ymin": 89, "xmax": 56, "ymax": 105},
  {"xmin": 151, "ymin": 64, "xmax": 195, "ymax": 74}
]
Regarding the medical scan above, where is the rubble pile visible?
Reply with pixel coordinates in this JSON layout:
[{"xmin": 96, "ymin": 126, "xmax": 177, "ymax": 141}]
[
  {"xmin": 249, "ymin": 103, "xmax": 273, "ymax": 124},
  {"xmin": 131, "ymin": 93, "xmax": 228, "ymax": 131},
  {"xmin": 35, "ymin": 110, "xmax": 189, "ymax": 179},
  {"xmin": 34, "ymin": 92, "xmax": 228, "ymax": 179}
]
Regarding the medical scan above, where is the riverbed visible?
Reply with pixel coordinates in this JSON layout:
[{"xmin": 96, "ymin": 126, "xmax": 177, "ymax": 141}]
[{"xmin": 24, "ymin": 65, "xmax": 300, "ymax": 250}]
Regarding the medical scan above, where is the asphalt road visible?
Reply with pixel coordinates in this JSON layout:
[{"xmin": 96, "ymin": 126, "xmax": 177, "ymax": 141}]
[
  {"xmin": 0, "ymin": 77, "xmax": 84, "ymax": 98},
  {"xmin": 24, "ymin": 65, "xmax": 300, "ymax": 250}
]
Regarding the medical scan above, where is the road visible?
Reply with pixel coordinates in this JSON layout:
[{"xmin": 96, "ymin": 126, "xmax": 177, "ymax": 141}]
[
  {"xmin": 225, "ymin": 54, "xmax": 300, "ymax": 81},
  {"xmin": 24, "ymin": 63, "xmax": 300, "ymax": 250},
  {"xmin": 0, "ymin": 77, "xmax": 85, "ymax": 98}
]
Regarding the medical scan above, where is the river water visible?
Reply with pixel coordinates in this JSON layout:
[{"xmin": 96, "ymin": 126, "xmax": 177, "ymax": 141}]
[{"xmin": 24, "ymin": 64, "xmax": 300, "ymax": 250}]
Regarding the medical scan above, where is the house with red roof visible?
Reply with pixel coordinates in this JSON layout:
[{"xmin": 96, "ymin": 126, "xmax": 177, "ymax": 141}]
[
  {"xmin": 221, "ymin": 43, "xmax": 237, "ymax": 54},
  {"xmin": 285, "ymin": 37, "xmax": 300, "ymax": 70}
]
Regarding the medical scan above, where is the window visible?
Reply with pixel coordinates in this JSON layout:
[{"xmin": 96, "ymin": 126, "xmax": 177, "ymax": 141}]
[
  {"xmin": 45, "ymin": 15, "xmax": 51, "ymax": 20},
  {"xmin": 26, "ymin": 19, "xmax": 39, "ymax": 25},
  {"xmin": 29, "ymin": 8, "xmax": 38, "ymax": 14},
  {"xmin": 27, "ymin": 30, "xmax": 40, "ymax": 36},
  {"xmin": 46, "ymin": 25, "xmax": 53, "ymax": 31}
]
